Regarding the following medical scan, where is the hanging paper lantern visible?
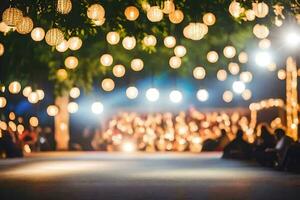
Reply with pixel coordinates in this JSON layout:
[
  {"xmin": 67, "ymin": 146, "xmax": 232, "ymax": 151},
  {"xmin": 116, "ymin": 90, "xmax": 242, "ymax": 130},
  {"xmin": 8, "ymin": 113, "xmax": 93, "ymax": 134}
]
[
  {"xmin": 106, "ymin": 31, "xmax": 120, "ymax": 45},
  {"xmin": 47, "ymin": 105, "xmax": 59, "ymax": 117},
  {"xmin": 100, "ymin": 54, "xmax": 113, "ymax": 66},
  {"xmin": 122, "ymin": 36, "xmax": 136, "ymax": 50},
  {"xmin": 65, "ymin": 56, "xmax": 78, "ymax": 69},
  {"xmin": 22, "ymin": 86, "xmax": 32, "ymax": 97},
  {"xmin": 124, "ymin": 6, "xmax": 139, "ymax": 21},
  {"xmin": 93, "ymin": 17, "xmax": 105, "ymax": 26},
  {"xmin": 29, "ymin": 117, "xmax": 39, "ymax": 127},
  {"xmin": 0, "ymin": 21, "xmax": 11, "ymax": 33},
  {"xmin": 36, "ymin": 89, "xmax": 45, "ymax": 101},
  {"xmin": 68, "ymin": 102, "xmax": 78, "ymax": 113},
  {"xmin": 87, "ymin": 4, "xmax": 105, "ymax": 20},
  {"xmin": 143, "ymin": 35, "xmax": 157, "ymax": 47},
  {"xmin": 228, "ymin": 62, "xmax": 240, "ymax": 75},
  {"xmin": 196, "ymin": 89, "xmax": 209, "ymax": 102},
  {"xmin": 223, "ymin": 46, "xmax": 236, "ymax": 58},
  {"xmin": 258, "ymin": 38, "xmax": 271, "ymax": 49},
  {"xmin": 16, "ymin": 17, "xmax": 33, "ymax": 34},
  {"xmin": 68, "ymin": 37, "xmax": 82, "ymax": 51},
  {"xmin": 242, "ymin": 89, "xmax": 252, "ymax": 100},
  {"xmin": 252, "ymin": 2, "xmax": 269, "ymax": 18},
  {"xmin": 8, "ymin": 81, "xmax": 21, "ymax": 94},
  {"xmin": 229, "ymin": 1, "xmax": 242, "ymax": 18},
  {"xmin": 183, "ymin": 23, "xmax": 207, "ymax": 40},
  {"xmin": 57, "ymin": 0, "xmax": 72, "ymax": 14},
  {"xmin": 56, "ymin": 39, "xmax": 69, "ymax": 52},
  {"xmin": 207, "ymin": 51, "xmax": 219, "ymax": 63},
  {"xmin": 0, "ymin": 97, "xmax": 7, "ymax": 108},
  {"xmin": 164, "ymin": 36, "xmax": 176, "ymax": 48},
  {"xmin": 217, "ymin": 69, "xmax": 227, "ymax": 81},
  {"xmin": 0, "ymin": 43, "xmax": 4, "ymax": 56},
  {"xmin": 45, "ymin": 28, "xmax": 64, "ymax": 46},
  {"xmin": 203, "ymin": 13, "xmax": 216, "ymax": 26},
  {"xmin": 147, "ymin": 6, "xmax": 163, "ymax": 22},
  {"xmin": 2, "ymin": 7, "xmax": 23, "ymax": 26},
  {"xmin": 169, "ymin": 56, "xmax": 182, "ymax": 69},
  {"xmin": 240, "ymin": 71, "xmax": 253, "ymax": 83},
  {"xmin": 253, "ymin": 24, "xmax": 269, "ymax": 39},
  {"xmin": 28, "ymin": 92, "xmax": 39, "ymax": 104},
  {"xmin": 223, "ymin": 90, "xmax": 233, "ymax": 103},
  {"xmin": 169, "ymin": 10, "xmax": 184, "ymax": 24},
  {"xmin": 238, "ymin": 52, "xmax": 248, "ymax": 63},
  {"xmin": 126, "ymin": 86, "xmax": 139, "ymax": 99},
  {"xmin": 56, "ymin": 69, "xmax": 68, "ymax": 81},
  {"xmin": 174, "ymin": 45, "xmax": 187, "ymax": 57},
  {"xmin": 131, "ymin": 58, "xmax": 144, "ymax": 71},
  {"xmin": 31, "ymin": 27, "xmax": 45, "ymax": 42},
  {"xmin": 277, "ymin": 69, "xmax": 286, "ymax": 80},
  {"xmin": 163, "ymin": 0, "xmax": 175, "ymax": 14},
  {"xmin": 245, "ymin": 9, "xmax": 256, "ymax": 21},
  {"xmin": 113, "ymin": 64, "xmax": 126, "ymax": 78},
  {"xmin": 101, "ymin": 78, "xmax": 115, "ymax": 92},
  {"xmin": 69, "ymin": 87, "xmax": 80, "ymax": 98},
  {"xmin": 193, "ymin": 67, "xmax": 206, "ymax": 80}
]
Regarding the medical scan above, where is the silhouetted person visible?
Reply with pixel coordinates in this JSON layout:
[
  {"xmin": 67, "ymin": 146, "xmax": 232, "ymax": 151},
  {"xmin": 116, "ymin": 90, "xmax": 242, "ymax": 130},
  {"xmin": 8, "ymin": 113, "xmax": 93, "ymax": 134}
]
[
  {"xmin": 222, "ymin": 129, "xmax": 252, "ymax": 159},
  {"xmin": 81, "ymin": 127, "xmax": 95, "ymax": 151},
  {"xmin": 216, "ymin": 129, "xmax": 230, "ymax": 151},
  {"xmin": 1, "ymin": 129, "xmax": 23, "ymax": 158},
  {"xmin": 202, "ymin": 138, "xmax": 218, "ymax": 151}
]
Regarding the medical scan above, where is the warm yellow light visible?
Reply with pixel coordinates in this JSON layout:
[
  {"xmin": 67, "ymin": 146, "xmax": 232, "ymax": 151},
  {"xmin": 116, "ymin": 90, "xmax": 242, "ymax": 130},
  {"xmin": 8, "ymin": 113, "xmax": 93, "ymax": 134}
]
[
  {"xmin": 229, "ymin": 1, "xmax": 242, "ymax": 18},
  {"xmin": 217, "ymin": 69, "xmax": 227, "ymax": 81},
  {"xmin": 203, "ymin": 13, "xmax": 216, "ymax": 26},
  {"xmin": 146, "ymin": 88, "xmax": 160, "ymax": 102},
  {"xmin": 36, "ymin": 89, "xmax": 45, "ymax": 101},
  {"xmin": 277, "ymin": 69, "xmax": 286, "ymax": 80},
  {"xmin": 16, "ymin": 17, "xmax": 34, "ymax": 35},
  {"xmin": 0, "ymin": 121, "xmax": 7, "ymax": 130},
  {"xmin": 22, "ymin": 86, "xmax": 32, "ymax": 97},
  {"xmin": 258, "ymin": 38, "xmax": 271, "ymax": 49},
  {"xmin": 8, "ymin": 121, "xmax": 16, "ymax": 132},
  {"xmin": 0, "ymin": 97, "xmax": 7, "ymax": 108},
  {"xmin": 169, "ymin": 90, "xmax": 183, "ymax": 103},
  {"xmin": 122, "ymin": 141, "xmax": 136, "ymax": 152},
  {"xmin": 197, "ymin": 89, "xmax": 209, "ymax": 102},
  {"xmin": 9, "ymin": 81, "xmax": 21, "ymax": 94},
  {"xmin": 106, "ymin": 31, "xmax": 120, "ymax": 45},
  {"xmin": 29, "ymin": 116, "xmax": 39, "ymax": 127},
  {"xmin": 164, "ymin": 36, "xmax": 176, "ymax": 48},
  {"xmin": 9, "ymin": 112, "xmax": 16, "ymax": 120},
  {"xmin": 207, "ymin": 51, "xmax": 219, "ymax": 63},
  {"xmin": 57, "ymin": 0, "xmax": 72, "ymax": 14},
  {"xmin": 253, "ymin": 24, "xmax": 269, "ymax": 39},
  {"xmin": 69, "ymin": 87, "xmax": 80, "ymax": 99},
  {"xmin": 267, "ymin": 62, "xmax": 277, "ymax": 72},
  {"xmin": 113, "ymin": 64, "xmax": 126, "ymax": 78},
  {"xmin": 67, "ymin": 102, "xmax": 79, "ymax": 114},
  {"xmin": 240, "ymin": 71, "xmax": 252, "ymax": 83},
  {"xmin": 0, "ymin": 43, "xmax": 4, "ymax": 56},
  {"xmin": 91, "ymin": 102, "xmax": 104, "ymax": 114},
  {"xmin": 68, "ymin": 37, "xmax": 82, "ymax": 51},
  {"xmin": 87, "ymin": 4, "xmax": 105, "ymax": 20},
  {"xmin": 252, "ymin": 2, "xmax": 269, "ymax": 18},
  {"xmin": 183, "ymin": 23, "xmax": 208, "ymax": 41},
  {"xmin": 228, "ymin": 62, "xmax": 240, "ymax": 75},
  {"xmin": 56, "ymin": 69, "xmax": 68, "ymax": 81},
  {"xmin": 193, "ymin": 66, "xmax": 206, "ymax": 80},
  {"xmin": 245, "ymin": 9, "xmax": 256, "ymax": 21},
  {"xmin": 131, "ymin": 58, "xmax": 144, "ymax": 72},
  {"xmin": 122, "ymin": 36, "xmax": 136, "ymax": 50},
  {"xmin": 100, "ymin": 54, "xmax": 113, "ymax": 66},
  {"xmin": 169, "ymin": 56, "xmax": 182, "ymax": 69},
  {"xmin": 147, "ymin": 6, "xmax": 163, "ymax": 22},
  {"xmin": 31, "ymin": 27, "xmax": 45, "ymax": 42},
  {"xmin": 17, "ymin": 124, "xmax": 24, "ymax": 134},
  {"xmin": 223, "ymin": 90, "xmax": 233, "ymax": 103},
  {"xmin": 101, "ymin": 78, "xmax": 115, "ymax": 92},
  {"xmin": 126, "ymin": 86, "xmax": 139, "ymax": 99},
  {"xmin": 242, "ymin": 89, "xmax": 252, "ymax": 100},
  {"xmin": 223, "ymin": 46, "xmax": 236, "ymax": 58},
  {"xmin": 143, "ymin": 35, "xmax": 157, "ymax": 47},
  {"xmin": 124, "ymin": 6, "xmax": 139, "ymax": 21},
  {"xmin": 65, "ymin": 56, "xmax": 78, "ymax": 69},
  {"xmin": 169, "ymin": 10, "xmax": 184, "ymax": 24},
  {"xmin": 45, "ymin": 28, "xmax": 64, "ymax": 46},
  {"xmin": 28, "ymin": 91, "xmax": 39, "ymax": 104},
  {"xmin": 2, "ymin": 7, "xmax": 23, "ymax": 26},
  {"xmin": 163, "ymin": 0, "xmax": 175, "ymax": 14},
  {"xmin": 47, "ymin": 105, "xmax": 59, "ymax": 117},
  {"xmin": 238, "ymin": 52, "xmax": 248, "ymax": 63},
  {"xmin": 56, "ymin": 39, "xmax": 69, "ymax": 52},
  {"xmin": 174, "ymin": 45, "xmax": 187, "ymax": 57}
]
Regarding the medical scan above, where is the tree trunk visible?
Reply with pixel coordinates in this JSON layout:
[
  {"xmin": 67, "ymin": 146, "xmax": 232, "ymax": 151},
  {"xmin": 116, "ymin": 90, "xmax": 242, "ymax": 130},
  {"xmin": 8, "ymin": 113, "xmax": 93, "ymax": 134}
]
[{"xmin": 54, "ymin": 94, "xmax": 70, "ymax": 150}]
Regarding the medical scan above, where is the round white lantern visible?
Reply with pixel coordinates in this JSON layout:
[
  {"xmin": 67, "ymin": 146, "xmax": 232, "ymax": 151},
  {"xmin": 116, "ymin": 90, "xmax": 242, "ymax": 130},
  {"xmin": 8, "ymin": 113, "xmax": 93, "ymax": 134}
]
[
  {"xmin": 56, "ymin": 69, "xmax": 68, "ymax": 81},
  {"xmin": 29, "ymin": 117, "xmax": 39, "ymax": 127},
  {"xmin": 223, "ymin": 90, "xmax": 233, "ymax": 103},
  {"xmin": 9, "ymin": 81, "xmax": 21, "ymax": 94},
  {"xmin": 93, "ymin": 18, "xmax": 105, "ymax": 26},
  {"xmin": 68, "ymin": 37, "xmax": 82, "ymax": 51},
  {"xmin": 238, "ymin": 52, "xmax": 248, "ymax": 63},
  {"xmin": 169, "ymin": 90, "xmax": 183, "ymax": 103},
  {"xmin": 163, "ymin": 0, "xmax": 175, "ymax": 14},
  {"xmin": 196, "ymin": 89, "xmax": 209, "ymax": 102},
  {"xmin": 169, "ymin": 10, "xmax": 184, "ymax": 24},
  {"xmin": 229, "ymin": 1, "xmax": 242, "ymax": 18},
  {"xmin": 65, "ymin": 56, "xmax": 78, "ymax": 69},
  {"xmin": 253, "ymin": 24, "xmax": 269, "ymax": 39},
  {"xmin": 122, "ymin": 36, "xmax": 136, "ymax": 50},
  {"xmin": 87, "ymin": 4, "xmax": 105, "ymax": 20},
  {"xmin": 28, "ymin": 92, "xmax": 39, "ymax": 104},
  {"xmin": 91, "ymin": 102, "xmax": 104, "ymax": 114},
  {"xmin": 70, "ymin": 87, "xmax": 80, "ymax": 98},
  {"xmin": 169, "ymin": 56, "xmax": 182, "ymax": 69},
  {"xmin": 146, "ymin": 88, "xmax": 160, "ymax": 102},
  {"xmin": 207, "ymin": 51, "xmax": 219, "ymax": 63},
  {"xmin": 164, "ymin": 36, "xmax": 176, "ymax": 48},
  {"xmin": 45, "ymin": 28, "xmax": 64, "ymax": 46},
  {"xmin": 16, "ymin": 17, "xmax": 33, "ymax": 34},
  {"xmin": 143, "ymin": 35, "xmax": 157, "ymax": 47},
  {"xmin": 217, "ymin": 69, "xmax": 227, "ymax": 81},
  {"xmin": 47, "ymin": 105, "xmax": 59, "ymax": 116},
  {"xmin": 147, "ymin": 6, "xmax": 163, "ymax": 22},
  {"xmin": 245, "ymin": 9, "xmax": 256, "ymax": 21},
  {"xmin": 223, "ymin": 46, "xmax": 236, "ymax": 58},
  {"xmin": 124, "ymin": 6, "xmax": 139, "ymax": 21},
  {"xmin": 193, "ymin": 67, "xmax": 206, "ymax": 80},
  {"xmin": 31, "ymin": 27, "xmax": 45, "ymax": 42},
  {"xmin": 228, "ymin": 62, "xmax": 240, "ymax": 75},
  {"xmin": 240, "ymin": 71, "xmax": 253, "ymax": 83},
  {"xmin": 131, "ymin": 58, "xmax": 144, "ymax": 71},
  {"xmin": 106, "ymin": 31, "xmax": 120, "ymax": 45},
  {"xmin": 203, "ymin": 13, "xmax": 216, "ymax": 26},
  {"xmin": 174, "ymin": 45, "xmax": 187, "ymax": 57},
  {"xmin": 258, "ymin": 38, "xmax": 271, "ymax": 49},
  {"xmin": 0, "ymin": 97, "xmax": 7, "ymax": 108},
  {"xmin": 2, "ymin": 7, "xmax": 23, "ymax": 26},
  {"xmin": 242, "ymin": 89, "xmax": 252, "ymax": 100},
  {"xmin": 183, "ymin": 23, "xmax": 207, "ymax": 40},
  {"xmin": 113, "ymin": 64, "xmax": 126, "ymax": 78},
  {"xmin": 126, "ymin": 86, "xmax": 139, "ymax": 99},
  {"xmin": 68, "ymin": 102, "xmax": 78, "ymax": 113},
  {"xmin": 56, "ymin": 39, "xmax": 69, "ymax": 52},
  {"xmin": 101, "ymin": 78, "xmax": 115, "ymax": 92},
  {"xmin": 57, "ymin": 0, "xmax": 72, "ymax": 14},
  {"xmin": 100, "ymin": 54, "xmax": 113, "ymax": 66},
  {"xmin": 232, "ymin": 81, "xmax": 245, "ymax": 94},
  {"xmin": 22, "ymin": 86, "xmax": 32, "ymax": 97},
  {"xmin": 252, "ymin": 2, "xmax": 269, "ymax": 18}
]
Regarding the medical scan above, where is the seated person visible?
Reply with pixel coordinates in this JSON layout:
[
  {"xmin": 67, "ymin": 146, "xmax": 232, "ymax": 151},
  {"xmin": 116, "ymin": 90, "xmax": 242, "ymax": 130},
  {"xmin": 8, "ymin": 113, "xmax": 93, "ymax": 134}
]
[{"xmin": 222, "ymin": 129, "xmax": 252, "ymax": 160}]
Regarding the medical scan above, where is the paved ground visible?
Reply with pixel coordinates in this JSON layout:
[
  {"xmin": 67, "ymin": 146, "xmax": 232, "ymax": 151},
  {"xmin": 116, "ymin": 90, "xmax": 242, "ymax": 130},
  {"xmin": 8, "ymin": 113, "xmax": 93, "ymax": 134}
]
[{"xmin": 0, "ymin": 152, "xmax": 299, "ymax": 200}]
